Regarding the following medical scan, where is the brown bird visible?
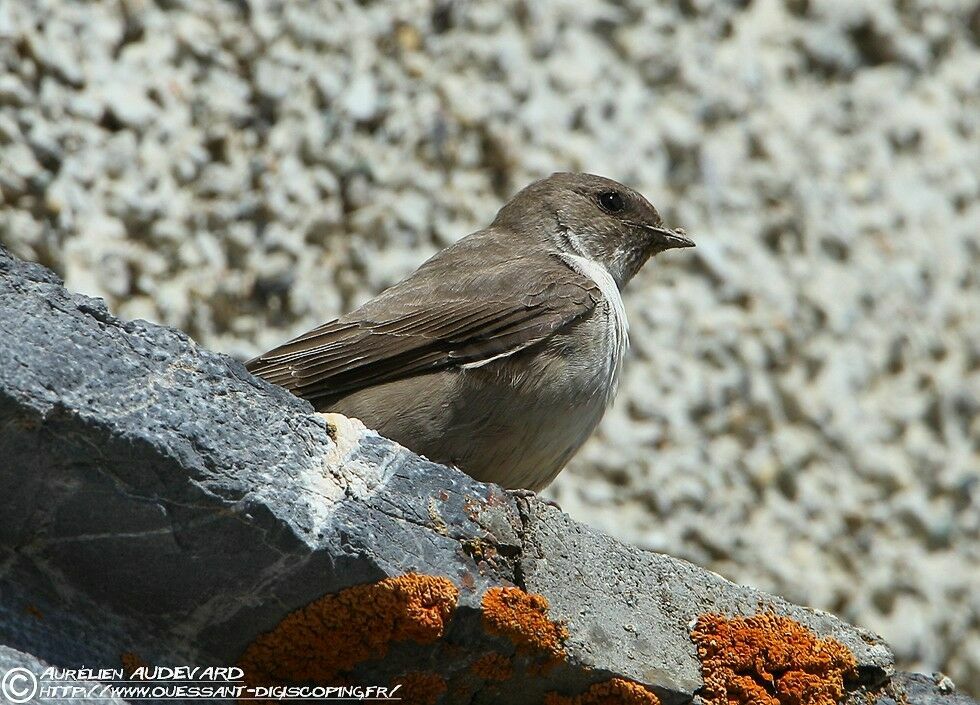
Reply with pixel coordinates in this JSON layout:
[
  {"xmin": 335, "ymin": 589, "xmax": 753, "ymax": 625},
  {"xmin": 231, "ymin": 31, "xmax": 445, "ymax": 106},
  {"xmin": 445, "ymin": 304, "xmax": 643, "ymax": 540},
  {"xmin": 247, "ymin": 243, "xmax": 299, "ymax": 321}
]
[{"xmin": 247, "ymin": 173, "xmax": 693, "ymax": 491}]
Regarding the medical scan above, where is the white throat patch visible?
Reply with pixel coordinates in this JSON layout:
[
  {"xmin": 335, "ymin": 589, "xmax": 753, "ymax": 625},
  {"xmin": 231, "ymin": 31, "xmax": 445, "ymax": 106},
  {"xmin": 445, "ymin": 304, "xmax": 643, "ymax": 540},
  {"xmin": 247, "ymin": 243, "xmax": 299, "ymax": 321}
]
[{"xmin": 559, "ymin": 252, "xmax": 630, "ymax": 402}]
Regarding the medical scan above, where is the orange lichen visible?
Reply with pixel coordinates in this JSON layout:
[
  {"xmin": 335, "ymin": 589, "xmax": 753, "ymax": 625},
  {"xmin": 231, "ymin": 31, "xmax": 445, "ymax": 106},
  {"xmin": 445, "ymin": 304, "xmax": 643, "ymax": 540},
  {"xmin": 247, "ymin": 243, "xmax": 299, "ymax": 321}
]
[
  {"xmin": 238, "ymin": 573, "xmax": 459, "ymax": 687},
  {"xmin": 481, "ymin": 586, "xmax": 569, "ymax": 663},
  {"xmin": 396, "ymin": 671, "xmax": 447, "ymax": 705},
  {"xmin": 544, "ymin": 678, "xmax": 662, "ymax": 705},
  {"xmin": 470, "ymin": 653, "xmax": 513, "ymax": 681},
  {"xmin": 691, "ymin": 613, "xmax": 857, "ymax": 705},
  {"xmin": 120, "ymin": 652, "xmax": 148, "ymax": 678}
]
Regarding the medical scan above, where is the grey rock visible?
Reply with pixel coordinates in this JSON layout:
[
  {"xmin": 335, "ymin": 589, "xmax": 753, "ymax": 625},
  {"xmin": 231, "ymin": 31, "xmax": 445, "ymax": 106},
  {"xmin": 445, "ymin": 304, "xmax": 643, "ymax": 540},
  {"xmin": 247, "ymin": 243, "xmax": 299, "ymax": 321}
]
[
  {"xmin": 0, "ymin": 646, "xmax": 127, "ymax": 705},
  {"xmin": 99, "ymin": 84, "xmax": 156, "ymax": 130},
  {"xmin": 0, "ymin": 247, "xmax": 969, "ymax": 705},
  {"xmin": 342, "ymin": 75, "xmax": 381, "ymax": 122},
  {"xmin": 0, "ymin": 0, "xmax": 978, "ymax": 691},
  {"xmin": 0, "ymin": 74, "xmax": 31, "ymax": 106},
  {"xmin": 856, "ymin": 672, "xmax": 978, "ymax": 705}
]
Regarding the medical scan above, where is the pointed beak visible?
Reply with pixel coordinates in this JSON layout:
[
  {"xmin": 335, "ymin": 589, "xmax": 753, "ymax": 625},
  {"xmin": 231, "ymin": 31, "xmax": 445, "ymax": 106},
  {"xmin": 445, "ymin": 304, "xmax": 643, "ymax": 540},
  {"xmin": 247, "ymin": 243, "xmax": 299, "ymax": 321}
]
[{"xmin": 648, "ymin": 225, "xmax": 695, "ymax": 250}]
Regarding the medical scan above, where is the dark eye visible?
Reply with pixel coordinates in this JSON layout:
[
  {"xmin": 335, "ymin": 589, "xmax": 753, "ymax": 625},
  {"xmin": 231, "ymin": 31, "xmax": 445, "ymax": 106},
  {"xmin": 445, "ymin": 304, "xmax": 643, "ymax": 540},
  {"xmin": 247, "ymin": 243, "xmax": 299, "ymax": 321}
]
[{"xmin": 597, "ymin": 191, "xmax": 626, "ymax": 213}]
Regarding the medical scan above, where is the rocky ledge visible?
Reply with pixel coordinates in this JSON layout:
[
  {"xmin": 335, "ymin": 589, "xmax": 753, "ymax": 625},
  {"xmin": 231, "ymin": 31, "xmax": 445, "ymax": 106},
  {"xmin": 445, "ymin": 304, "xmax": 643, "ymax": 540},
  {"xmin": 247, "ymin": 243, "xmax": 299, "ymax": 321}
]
[{"xmin": 0, "ymin": 244, "xmax": 973, "ymax": 705}]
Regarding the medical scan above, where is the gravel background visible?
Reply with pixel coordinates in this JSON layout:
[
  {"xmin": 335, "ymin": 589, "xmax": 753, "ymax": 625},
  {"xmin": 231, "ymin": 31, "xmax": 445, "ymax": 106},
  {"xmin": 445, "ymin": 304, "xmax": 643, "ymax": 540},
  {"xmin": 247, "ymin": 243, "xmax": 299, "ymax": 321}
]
[{"xmin": 1, "ymin": 0, "xmax": 978, "ymax": 692}]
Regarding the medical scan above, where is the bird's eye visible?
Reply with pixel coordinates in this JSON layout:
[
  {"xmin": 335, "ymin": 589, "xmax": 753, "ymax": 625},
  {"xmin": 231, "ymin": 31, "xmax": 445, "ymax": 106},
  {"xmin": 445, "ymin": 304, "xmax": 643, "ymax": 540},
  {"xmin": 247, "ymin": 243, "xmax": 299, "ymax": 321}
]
[{"xmin": 597, "ymin": 191, "xmax": 626, "ymax": 213}]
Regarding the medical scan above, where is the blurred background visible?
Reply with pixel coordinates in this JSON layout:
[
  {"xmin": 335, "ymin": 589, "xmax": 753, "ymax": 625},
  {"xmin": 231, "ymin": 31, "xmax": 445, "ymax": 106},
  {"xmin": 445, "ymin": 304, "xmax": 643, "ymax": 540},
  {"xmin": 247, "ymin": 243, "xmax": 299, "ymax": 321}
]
[{"xmin": 1, "ymin": 0, "xmax": 978, "ymax": 691}]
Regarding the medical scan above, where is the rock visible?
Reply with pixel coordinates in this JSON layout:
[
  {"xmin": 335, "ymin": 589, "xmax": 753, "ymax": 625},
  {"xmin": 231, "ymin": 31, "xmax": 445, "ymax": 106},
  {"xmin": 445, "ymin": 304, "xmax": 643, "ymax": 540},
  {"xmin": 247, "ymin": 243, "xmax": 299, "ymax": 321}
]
[
  {"xmin": 0, "ymin": 248, "xmax": 971, "ymax": 705},
  {"xmin": 861, "ymin": 673, "xmax": 978, "ymax": 705},
  {"xmin": 0, "ymin": 645, "xmax": 127, "ymax": 705},
  {"xmin": 342, "ymin": 74, "xmax": 381, "ymax": 122},
  {"xmin": 1, "ymin": 0, "xmax": 979, "ymax": 692},
  {"xmin": 99, "ymin": 82, "xmax": 157, "ymax": 130}
]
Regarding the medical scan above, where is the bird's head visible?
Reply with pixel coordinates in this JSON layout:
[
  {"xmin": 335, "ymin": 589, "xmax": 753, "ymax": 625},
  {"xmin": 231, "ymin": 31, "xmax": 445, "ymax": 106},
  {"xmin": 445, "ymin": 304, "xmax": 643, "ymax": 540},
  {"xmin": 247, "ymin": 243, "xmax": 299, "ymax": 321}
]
[{"xmin": 493, "ymin": 172, "xmax": 694, "ymax": 288}]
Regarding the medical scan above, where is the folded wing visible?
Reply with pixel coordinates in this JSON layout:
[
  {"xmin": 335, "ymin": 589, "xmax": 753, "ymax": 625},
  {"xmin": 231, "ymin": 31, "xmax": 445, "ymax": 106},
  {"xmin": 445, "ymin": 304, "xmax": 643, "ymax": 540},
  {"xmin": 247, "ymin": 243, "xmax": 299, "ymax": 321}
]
[{"xmin": 246, "ymin": 253, "xmax": 601, "ymax": 407}]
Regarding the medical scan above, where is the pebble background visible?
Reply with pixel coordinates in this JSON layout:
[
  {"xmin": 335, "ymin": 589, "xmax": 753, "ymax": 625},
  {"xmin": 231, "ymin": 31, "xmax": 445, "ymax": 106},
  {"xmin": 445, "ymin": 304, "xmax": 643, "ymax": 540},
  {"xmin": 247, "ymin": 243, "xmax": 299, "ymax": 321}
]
[{"xmin": 1, "ymin": 0, "xmax": 978, "ymax": 691}]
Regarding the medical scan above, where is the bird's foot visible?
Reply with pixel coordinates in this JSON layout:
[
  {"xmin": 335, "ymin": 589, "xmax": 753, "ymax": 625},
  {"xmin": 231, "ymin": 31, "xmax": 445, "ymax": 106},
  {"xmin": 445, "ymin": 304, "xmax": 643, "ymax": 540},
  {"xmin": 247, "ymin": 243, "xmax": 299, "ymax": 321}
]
[{"xmin": 506, "ymin": 488, "xmax": 562, "ymax": 511}]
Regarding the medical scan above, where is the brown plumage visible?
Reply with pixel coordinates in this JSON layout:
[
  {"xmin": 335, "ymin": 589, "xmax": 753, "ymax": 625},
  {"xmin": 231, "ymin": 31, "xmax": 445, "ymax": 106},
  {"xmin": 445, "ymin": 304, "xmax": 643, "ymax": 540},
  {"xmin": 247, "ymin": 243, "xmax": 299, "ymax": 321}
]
[
  {"xmin": 247, "ymin": 173, "xmax": 693, "ymax": 490},
  {"xmin": 248, "ymin": 243, "xmax": 601, "ymax": 408}
]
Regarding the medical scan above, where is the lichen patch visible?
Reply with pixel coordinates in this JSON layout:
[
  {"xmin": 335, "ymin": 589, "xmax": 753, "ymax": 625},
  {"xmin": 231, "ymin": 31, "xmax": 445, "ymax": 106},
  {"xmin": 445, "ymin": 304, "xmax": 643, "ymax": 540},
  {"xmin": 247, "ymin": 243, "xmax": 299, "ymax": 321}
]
[
  {"xmin": 238, "ymin": 573, "xmax": 459, "ymax": 687},
  {"xmin": 691, "ymin": 613, "xmax": 857, "ymax": 705},
  {"xmin": 481, "ymin": 586, "xmax": 568, "ymax": 668},
  {"xmin": 544, "ymin": 678, "xmax": 662, "ymax": 705},
  {"xmin": 470, "ymin": 652, "xmax": 513, "ymax": 681},
  {"xmin": 120, "ymin": 652, "xmax": 148, "ymax": 679}
]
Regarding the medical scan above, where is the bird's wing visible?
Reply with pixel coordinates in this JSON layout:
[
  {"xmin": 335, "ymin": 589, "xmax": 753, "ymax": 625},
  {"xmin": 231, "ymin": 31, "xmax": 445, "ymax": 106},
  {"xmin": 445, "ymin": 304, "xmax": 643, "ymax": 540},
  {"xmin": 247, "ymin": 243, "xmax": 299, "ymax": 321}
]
[{"xmin": 245, "ymin": 254, "xmax": 602, "ymax": 407}]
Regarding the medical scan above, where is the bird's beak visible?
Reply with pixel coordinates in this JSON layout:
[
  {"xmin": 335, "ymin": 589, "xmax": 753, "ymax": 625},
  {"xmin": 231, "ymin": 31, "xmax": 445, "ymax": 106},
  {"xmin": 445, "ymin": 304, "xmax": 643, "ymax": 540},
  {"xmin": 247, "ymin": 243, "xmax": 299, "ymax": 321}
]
[{"xmin": 647, "ymin": 225, "xmax": 695, "ymax": 250}]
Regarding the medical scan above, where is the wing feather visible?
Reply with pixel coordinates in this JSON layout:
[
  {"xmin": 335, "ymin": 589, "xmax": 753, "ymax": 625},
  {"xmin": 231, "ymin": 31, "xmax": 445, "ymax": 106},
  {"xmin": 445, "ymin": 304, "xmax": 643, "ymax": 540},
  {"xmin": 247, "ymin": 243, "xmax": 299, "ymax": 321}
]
[{"xmin": 246, "ymin": 251, "xmax": 601, "ymax": 408}]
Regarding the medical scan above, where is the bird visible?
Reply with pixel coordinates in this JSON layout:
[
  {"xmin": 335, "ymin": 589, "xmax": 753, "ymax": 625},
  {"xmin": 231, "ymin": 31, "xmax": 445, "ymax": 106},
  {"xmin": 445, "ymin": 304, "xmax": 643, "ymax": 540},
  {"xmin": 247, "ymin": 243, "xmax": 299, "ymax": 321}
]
[{"xmin": 246, "ymin": 172, "xmax": 694, "ymax": 491}]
